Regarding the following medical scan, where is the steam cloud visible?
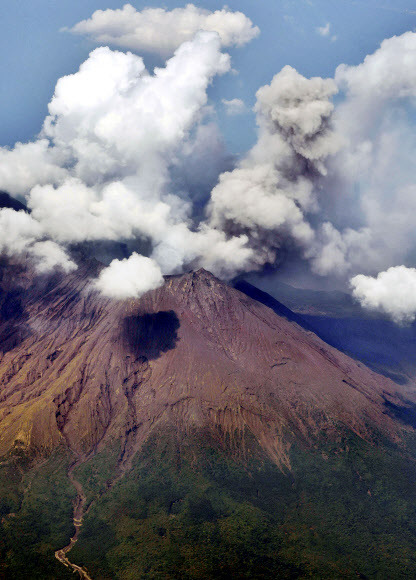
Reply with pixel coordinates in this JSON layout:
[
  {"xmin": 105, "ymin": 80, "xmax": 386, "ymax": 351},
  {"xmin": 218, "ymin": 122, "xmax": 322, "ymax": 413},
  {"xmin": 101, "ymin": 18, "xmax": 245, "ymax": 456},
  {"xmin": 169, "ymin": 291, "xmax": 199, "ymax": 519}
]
[{"xmin": 2, "ymin": 9, "xmax": 416, "ymax": 318}]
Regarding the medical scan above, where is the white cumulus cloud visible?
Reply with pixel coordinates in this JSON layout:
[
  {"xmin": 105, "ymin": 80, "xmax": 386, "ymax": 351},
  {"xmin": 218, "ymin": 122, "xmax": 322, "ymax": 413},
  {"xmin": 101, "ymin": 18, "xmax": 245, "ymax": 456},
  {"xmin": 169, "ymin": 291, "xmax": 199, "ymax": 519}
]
[
  {"xmin": 351, "ymin": 266, "xmax": 416, "ymax": 324},
  {"xmin": 0, "ymin": 140, "xmax": 67, "ymax": 197},
  {"xmin": 222, "ymin": 98, "xmax": 247, "ymax": 115},
  {"xmin": 0, "ymin": 30, "xmax": 257, "ymax": 295},
  {"xmin": 70, "ymin": 4, "xmax": 259, "ymax": 56},
  {"xmin": 94, "ymin": 253, "xmax": 164, "ymax": 299}
]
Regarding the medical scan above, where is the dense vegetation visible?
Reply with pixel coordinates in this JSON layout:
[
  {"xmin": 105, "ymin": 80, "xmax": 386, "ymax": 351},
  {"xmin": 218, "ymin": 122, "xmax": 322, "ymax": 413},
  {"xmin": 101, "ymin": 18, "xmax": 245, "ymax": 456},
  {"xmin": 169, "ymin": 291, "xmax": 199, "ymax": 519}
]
[
  {"xmin": 2, "ymin": 429, "xmax": 416, "ymax": 578},
  {"xmin": 69, "ymin": 429, "xmax": 416, "ymax": 579},
  {"xmin": 0, "ymin": 447, "xmax": 75, "ymax": 579}
]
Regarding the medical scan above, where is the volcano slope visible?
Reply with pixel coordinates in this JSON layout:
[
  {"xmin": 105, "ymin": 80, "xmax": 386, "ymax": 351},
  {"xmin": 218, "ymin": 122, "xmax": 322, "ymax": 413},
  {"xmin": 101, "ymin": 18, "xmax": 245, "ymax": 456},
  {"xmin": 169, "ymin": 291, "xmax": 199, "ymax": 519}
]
[{"xmin": 1, "ymin": 261, "xmax": 416, "ymax": 578}]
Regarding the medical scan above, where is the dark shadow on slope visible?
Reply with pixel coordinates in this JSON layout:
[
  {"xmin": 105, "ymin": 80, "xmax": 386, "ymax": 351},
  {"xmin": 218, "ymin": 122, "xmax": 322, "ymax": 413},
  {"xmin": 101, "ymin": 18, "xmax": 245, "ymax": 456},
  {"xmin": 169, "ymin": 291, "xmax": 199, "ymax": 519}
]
[
  {"xmin": 0, "ymin": 261, "xmax": 31, "ymax": 353},
  {"xmin": 384, "ymin": 398, "xmax": 416, "ymax": 429},
  {"xmin": 0, "ymin": 289, "xmax": 31, "ymax": 353},
  {"xmin": 0, "ymin": 320, "xmax": 31, "ymax": 354},
  {"xmin": 1, "ymin": 289, "xmax": 24, "ymax": 321},
  {"xmin": 123, "ymin": 310, "xmax": 180, "ymax": 361}
]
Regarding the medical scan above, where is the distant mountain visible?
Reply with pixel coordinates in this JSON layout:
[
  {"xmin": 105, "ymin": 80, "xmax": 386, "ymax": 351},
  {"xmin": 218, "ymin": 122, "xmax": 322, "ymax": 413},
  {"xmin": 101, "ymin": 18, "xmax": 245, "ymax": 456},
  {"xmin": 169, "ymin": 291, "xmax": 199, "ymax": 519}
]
[
  {"xmin": 233, "ymin": 279, "xmax": 316, "ymax": 329},
  {"xmin": 2, "ymin": 261, "xmax": 416, "ymax": 578},
  {"xmin": 240, "ymin": 276, "xmax": 366, "ymax": 317}
]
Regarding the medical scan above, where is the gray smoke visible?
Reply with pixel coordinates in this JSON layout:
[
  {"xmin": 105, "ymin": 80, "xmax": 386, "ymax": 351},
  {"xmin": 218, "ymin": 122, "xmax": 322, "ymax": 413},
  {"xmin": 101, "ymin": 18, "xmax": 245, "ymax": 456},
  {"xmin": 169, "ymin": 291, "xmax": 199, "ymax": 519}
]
[
  {"xmin": 311, "ymin": 31, "xmax": 416, "ymax": 320},
  {"xmin": 208, "ymin": 65, "xmax": 340, "ymax": 268}
]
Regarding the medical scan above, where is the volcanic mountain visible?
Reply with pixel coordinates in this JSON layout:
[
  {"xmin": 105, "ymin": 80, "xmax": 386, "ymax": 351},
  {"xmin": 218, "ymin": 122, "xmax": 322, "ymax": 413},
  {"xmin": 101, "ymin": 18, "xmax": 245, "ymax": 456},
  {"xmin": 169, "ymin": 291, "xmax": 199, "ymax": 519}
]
[{"xmin": 1, "ymin": 259, "xmax": 416, "ymax": 579}]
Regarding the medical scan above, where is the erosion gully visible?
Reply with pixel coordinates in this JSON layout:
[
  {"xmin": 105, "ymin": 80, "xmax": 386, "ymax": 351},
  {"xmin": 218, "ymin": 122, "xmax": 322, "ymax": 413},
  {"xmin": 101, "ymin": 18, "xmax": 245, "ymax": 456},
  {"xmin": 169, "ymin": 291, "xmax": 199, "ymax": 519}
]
[{"xmin": 54, "ymin": 458, "xmax": 93, "ymax": 580}]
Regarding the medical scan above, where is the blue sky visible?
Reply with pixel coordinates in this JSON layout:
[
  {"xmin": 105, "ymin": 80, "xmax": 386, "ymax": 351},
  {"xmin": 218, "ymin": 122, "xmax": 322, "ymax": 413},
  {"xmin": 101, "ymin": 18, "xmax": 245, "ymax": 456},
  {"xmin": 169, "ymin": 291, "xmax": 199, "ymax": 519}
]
[{"xmin": 2, "ymin": 0, "xmax": 416, "ymax": 152}]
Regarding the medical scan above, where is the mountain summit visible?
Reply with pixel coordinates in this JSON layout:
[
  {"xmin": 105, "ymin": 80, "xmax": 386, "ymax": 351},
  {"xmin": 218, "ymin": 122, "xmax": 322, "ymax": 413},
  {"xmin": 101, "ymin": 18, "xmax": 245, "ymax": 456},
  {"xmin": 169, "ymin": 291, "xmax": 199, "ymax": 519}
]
[{"xmin": 1, "ymin": 261, "xmax": 416, "ymax": 578}]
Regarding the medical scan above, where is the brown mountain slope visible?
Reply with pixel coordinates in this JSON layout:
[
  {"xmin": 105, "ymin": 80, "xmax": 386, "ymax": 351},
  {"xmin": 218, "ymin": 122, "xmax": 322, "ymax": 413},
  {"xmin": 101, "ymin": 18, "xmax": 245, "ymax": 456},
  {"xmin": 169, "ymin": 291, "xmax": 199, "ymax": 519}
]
[{"xmin": 0, "ymin": 260, "xmax": 411, "ymax": 469}]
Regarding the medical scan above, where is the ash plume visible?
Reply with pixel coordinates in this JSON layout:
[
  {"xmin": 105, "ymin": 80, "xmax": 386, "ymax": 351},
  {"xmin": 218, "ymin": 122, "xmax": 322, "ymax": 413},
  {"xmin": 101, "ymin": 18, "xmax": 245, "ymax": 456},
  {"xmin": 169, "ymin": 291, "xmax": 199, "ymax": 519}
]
[
  {"xmin": 309, "ymin": 31, "xmax": 416, "ymax": 320},
  {"xmin": 208, "ymin": 65, "xmax": 340, "ymax": 268}
]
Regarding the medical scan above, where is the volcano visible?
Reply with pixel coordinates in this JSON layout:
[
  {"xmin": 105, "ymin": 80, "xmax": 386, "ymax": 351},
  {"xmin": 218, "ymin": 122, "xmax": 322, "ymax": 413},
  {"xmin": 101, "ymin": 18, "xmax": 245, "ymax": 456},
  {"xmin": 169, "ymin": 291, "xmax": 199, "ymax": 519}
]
[{"xmin": 1, "ymin": 260, "xmax": 416, "ymax": 579}]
